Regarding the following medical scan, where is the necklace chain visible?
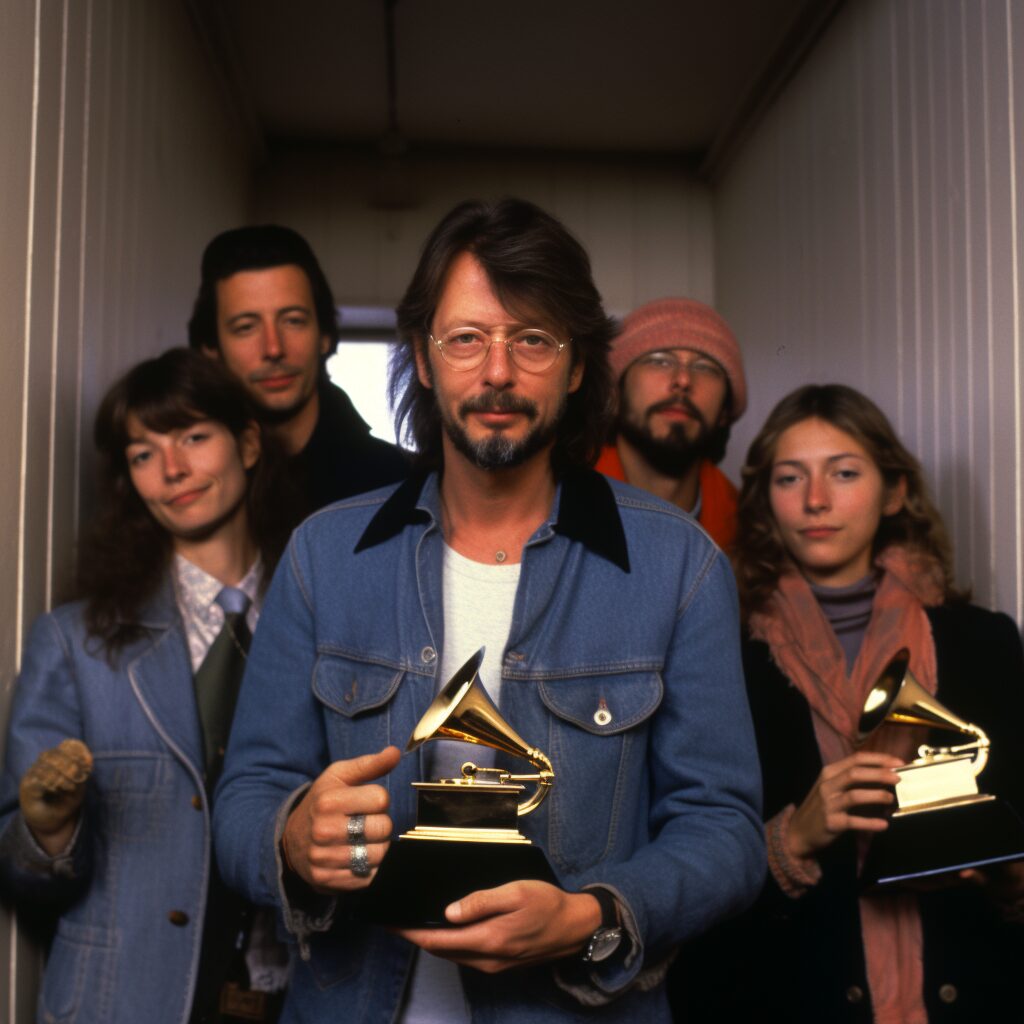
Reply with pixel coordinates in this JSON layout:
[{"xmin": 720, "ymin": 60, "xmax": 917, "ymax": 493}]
[{"xmin": 439, "ymin": 491, "xmax": 524, "ymax": 565}]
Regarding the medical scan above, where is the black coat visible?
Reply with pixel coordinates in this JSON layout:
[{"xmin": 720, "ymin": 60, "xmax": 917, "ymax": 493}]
[
  {"xmin": 670, "ymin": 603, "xmax": 1024, "ymax": 1023},
  {"xmin": 292, "ymin": 380, "xmax": 409, "ymax": 515}
]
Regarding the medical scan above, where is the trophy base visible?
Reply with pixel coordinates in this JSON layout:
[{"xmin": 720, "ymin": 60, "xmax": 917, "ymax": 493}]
[
  {"xmin": 354, "ymin": 835, "xmax": 558, "ymax": 927},
  {"xmin": 861, "ymin": 795, "xmax": 1024, "ymax": 888}
]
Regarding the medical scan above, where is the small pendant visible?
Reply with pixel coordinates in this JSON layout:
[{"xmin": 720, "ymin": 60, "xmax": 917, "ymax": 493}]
[{"xmin": 495, "ymin": 550, "xmax": 507, "ymax": 563}]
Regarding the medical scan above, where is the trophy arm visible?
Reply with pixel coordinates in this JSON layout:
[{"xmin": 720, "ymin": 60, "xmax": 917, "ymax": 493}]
[
  {"xmin": 968, "ymin": 724, "xmax": 991, "ymax": 776},
  {"xmin": 916, "ymin": 723, "xmax": 991, "ymax": 777},
  {"xmin": 516, "ymin": 749, "xmax": 555, "ymax": 816}
]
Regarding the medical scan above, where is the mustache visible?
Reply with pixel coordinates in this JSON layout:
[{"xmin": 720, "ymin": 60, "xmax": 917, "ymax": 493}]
[
  {"xmin": 646, "ymin": 396, "xmax": 706, "ymax": 428},
  {"xmin": 459, "ymin": 393, "xmax": 538, "ymax": 420},
  {"xmin": 249, "ymin": 364, "xmax": 302, "ymax": 382}
]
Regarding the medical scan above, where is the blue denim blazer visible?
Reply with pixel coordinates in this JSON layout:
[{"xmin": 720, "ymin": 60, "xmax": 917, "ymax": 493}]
[
  {"xmin": 214, "ymin": 471, "xmax": 765, "ymax": 1023},
  {"xmin": 0, "ymin": 583, "xmax": 213, "ymax": 1024}
]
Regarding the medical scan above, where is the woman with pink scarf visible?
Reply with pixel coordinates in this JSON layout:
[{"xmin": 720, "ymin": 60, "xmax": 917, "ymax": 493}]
[{"xmin": 672, "ymin": 384, "xmax": 1024, "ymax": 1023}]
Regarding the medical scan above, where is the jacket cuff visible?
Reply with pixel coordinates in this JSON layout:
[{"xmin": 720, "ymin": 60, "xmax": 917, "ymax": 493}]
[
  {"xmin": 552, "ymin": 884, "xmax": 664, "ymax": 1005},
  {"xmin": 273, "ymin": 785, "xmax": 337, "ymax": 960},
  {"xmin": 765, "ymin": 805, "xmax": 821, "ymax": 898},
  {"xmin": 1, "ymin": 811, "xmax": 85, "ymax": 880}
]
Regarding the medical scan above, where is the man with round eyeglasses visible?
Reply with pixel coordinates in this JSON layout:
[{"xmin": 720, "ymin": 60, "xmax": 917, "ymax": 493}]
[
  {"xmin": 596, "ymin": 298, "xmax": 747, "ymax": 551},
  {"xmin": 214, "ymin": 199, "xmax": 763, "ymax": 1024}
]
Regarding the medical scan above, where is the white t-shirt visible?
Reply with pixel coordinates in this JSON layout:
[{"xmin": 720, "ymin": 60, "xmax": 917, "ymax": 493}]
[{"xmin": 400, "ymin": 544, "xmax": 521, "ymax": 1024}]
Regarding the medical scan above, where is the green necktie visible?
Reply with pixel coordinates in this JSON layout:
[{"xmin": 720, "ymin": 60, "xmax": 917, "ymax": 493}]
[{"xmin": 192, "ymin": 586, "xmax": 251, "ymax": 789}]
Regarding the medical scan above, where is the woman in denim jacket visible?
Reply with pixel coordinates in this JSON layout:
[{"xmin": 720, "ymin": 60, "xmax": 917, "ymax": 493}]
[{"xmin": 0, "ymin": 349, "xmax": 294, "ymax": 1024}]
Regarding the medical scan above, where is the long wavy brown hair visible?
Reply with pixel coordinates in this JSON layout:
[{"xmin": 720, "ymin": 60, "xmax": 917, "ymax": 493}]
[
  {"xmin": 79, "ymin": 348, "xmax": 297, "ymax": 654},
  {"xmin": 734, "ymin": 384, "xmax": 958, "ymax": 619}
]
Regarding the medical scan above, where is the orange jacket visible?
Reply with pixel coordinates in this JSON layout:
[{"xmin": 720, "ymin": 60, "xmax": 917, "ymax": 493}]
[{"xmin": 595, "ymin": 444, "xmax": 738, "ymax": 552}]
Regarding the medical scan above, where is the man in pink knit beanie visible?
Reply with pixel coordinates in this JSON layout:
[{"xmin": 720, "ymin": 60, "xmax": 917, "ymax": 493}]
[{"xmin": 595, "ymin": 297, "xmax": 746, "ymax": 551}]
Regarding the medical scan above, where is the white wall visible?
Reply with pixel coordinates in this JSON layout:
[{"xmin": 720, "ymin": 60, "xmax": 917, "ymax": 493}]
[
  {"xmin": 716, "ymin": 0, "xmax": 1024, "ymax": 621},
  {"xmin": 0, "ymin": 1, "xmax": 250, "ymax": 1018},
  {"xmin": 255, "ymin": 151, "xmax": 715, "ymax": 318}
]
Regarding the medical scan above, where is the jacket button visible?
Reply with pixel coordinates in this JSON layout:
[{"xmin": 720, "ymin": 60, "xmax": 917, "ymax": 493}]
[
  {"xmin": 191, "ymin": 795, "xmax": 202, "ymax": 810},
  {"xmin": 845, "ymin": 985, "xmax": 864, "ymax": 1004},
  {"xmin": 168, "ymin": 910, "xmax": 189, "ymax": 927},
  {"xmin": 938, "ymin": 984, "xmax": 958, "ymax": 1004},
  {"xmin": 420, "ymin": 646, "xmax": 436, "ymax": 664}
]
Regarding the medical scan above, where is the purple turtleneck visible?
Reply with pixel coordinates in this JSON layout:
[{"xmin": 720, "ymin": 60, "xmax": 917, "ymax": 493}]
[{"xmin": 809, "ymin": 573, "xmax": 878, "ymax": 670}]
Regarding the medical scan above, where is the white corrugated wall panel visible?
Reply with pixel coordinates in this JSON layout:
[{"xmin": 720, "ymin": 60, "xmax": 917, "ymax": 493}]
[
  {"xmin": 718, "ymin": 0, "xmax": 1024, "ymax": 625},
  {"xmin": 0, "ymin": 2, "xmax": 250, "ymax": 1019}
]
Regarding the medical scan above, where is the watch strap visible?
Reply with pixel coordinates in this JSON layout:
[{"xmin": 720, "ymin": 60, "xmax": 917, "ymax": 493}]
[
  {"xmin": 580, "ymin": 887, "xmax": 624, "ymax": 963},
  {"xmin": 588, "ymin": 886, "xmax": 619, "ymax": 929}
]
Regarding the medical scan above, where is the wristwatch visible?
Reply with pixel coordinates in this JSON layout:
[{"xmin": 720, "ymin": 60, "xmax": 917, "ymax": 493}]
[{"xmin": 580, "ymin": 887, "xmax": 623, "ymax": 963}]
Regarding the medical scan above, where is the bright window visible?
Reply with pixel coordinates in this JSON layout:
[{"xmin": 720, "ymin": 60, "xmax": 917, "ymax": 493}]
[{"xmin": 326, "ymin": 341, "xmax": 402, "ymax": 446}]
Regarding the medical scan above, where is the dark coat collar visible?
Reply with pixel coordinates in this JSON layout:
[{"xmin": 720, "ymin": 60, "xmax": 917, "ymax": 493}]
[
  {"xmin": 355, "ymin": 468, "xmax": 629, "ymax": 572},
  {"xmin": 314, "ymin": 378, "xmax": 374, "ymax": 439}
]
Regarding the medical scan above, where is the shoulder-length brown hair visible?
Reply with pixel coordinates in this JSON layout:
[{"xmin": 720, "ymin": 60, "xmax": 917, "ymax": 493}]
[
  {"xmin": 79, "ymin": 348, "xmax": 296, "ymax": 653},
  {"xmin": 734, "ymin": 383, "xmax": 957, "ymax": 618}
]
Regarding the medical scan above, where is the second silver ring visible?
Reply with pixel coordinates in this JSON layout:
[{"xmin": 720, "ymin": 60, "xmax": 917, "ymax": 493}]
[{"xmin": 350, "ymin": 842, "xmax": 370, "ymax": 878}]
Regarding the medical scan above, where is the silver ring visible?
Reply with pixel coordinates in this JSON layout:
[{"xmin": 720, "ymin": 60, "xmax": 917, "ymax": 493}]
[
  {"xmin": 350, "ymin": 842, "xmax": 370, "ymax": 878},
  {"xmin": 347, "ymin": 813, "xmax": 365, "ymax": 843}
]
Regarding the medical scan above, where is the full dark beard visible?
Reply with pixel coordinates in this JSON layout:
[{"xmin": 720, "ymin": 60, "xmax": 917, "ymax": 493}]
[
  {"xmin": 616, "ymin": 400, "xmax": 717, "ymax": 479},
  {"xmin": 443, "ymin": 391, "xmax": 564, "ymax": 470}
]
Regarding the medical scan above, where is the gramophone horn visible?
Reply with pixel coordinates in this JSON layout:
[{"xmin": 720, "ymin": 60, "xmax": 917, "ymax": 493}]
[
  {"xmin": 858, "ymin": 648, "xmax": 983, "ymax": 742},
  {"xmin": 407, "ymin": 647, "xmax": 554, "ymax": 815}
]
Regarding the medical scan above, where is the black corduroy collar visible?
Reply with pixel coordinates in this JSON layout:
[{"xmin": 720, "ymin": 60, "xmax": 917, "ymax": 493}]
[{"xmin": 354, "ymin": 467, "xmax": 629, "ymax": 573}]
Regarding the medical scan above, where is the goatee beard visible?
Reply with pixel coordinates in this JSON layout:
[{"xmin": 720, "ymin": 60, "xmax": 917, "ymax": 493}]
[{"xmin": 443, "ymin": 391, "xmax": 563, "ymax": 471}]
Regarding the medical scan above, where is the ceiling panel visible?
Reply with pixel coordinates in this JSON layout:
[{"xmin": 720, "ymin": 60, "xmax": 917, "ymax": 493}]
[{"xmin": 200, "ymin": 0, "xmax": 835, "ymax": 157}]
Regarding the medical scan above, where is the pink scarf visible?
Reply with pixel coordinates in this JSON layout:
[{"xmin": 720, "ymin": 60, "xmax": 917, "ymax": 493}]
[{"xmin": 749, "ymin": 545, "xmax": 945, "ymax": 1024}]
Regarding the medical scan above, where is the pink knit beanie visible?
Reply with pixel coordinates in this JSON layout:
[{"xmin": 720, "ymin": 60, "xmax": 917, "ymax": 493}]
[{"xmin": 610, "ymin": 298, "xmax": 747, "ymax": 421}]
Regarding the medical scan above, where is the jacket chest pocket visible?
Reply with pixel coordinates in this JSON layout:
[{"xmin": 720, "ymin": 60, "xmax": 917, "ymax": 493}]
[
  {"xmin": 313, "ymin": 654, "xmax": 422, "ymax": 760},
  {"xmin": 93, "ymin": 754, "xmax": 175, "ymax": 842},
  {"xmin": 538, "ymin": 672, "xmax": 662, "ymax": 875}
]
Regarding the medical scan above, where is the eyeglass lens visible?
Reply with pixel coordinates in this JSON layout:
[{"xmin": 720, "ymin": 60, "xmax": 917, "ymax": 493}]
[
  {"xmin": 639, "ymin": 352, "xmax": 723, "ymax": 379},
  {"xmin": 435, "ymin": 328, "xmax": 563, "ymax": 371}
]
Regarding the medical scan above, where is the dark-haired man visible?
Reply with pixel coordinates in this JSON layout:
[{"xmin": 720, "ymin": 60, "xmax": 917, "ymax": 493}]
[
  {"xmin": 189, "ymin": 225, "xmax": 408, "ymax": 512},
  {"xmin": 597, "ymin": 298, "xmax": 746, "ymax": 551},
  {"xmin": 215, "ymin": 199, "xmax": 764, "ymax": 1023}
]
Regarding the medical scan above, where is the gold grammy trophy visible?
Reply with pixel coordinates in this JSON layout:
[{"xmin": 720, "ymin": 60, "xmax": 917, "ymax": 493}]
[
  {"xmin": 858, "ymin": 648, "xmax": 1024, "ymax": 887},
  {"xmin": 361, "ymin": 648, "xmax": 558, "ymax": 926}
]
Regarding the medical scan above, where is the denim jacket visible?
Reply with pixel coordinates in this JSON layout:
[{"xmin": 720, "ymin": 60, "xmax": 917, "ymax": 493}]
[
  {"xmin": 214, "ymin": 470, "xmax": 765, "ymax": 1023},
  {"xmin": 0, "ymin": 584, "xmax": 214, "ymax": 1024}
]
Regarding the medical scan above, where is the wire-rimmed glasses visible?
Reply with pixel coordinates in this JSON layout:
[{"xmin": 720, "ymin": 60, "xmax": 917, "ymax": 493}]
[
  {"xmin": 430, "ymin": 326, "xmax": 569, "ymax": 373},
  {"xmin": 634, "ymin": 350, "xmax": 726, "ymax": 383}
]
